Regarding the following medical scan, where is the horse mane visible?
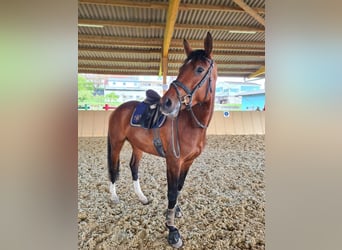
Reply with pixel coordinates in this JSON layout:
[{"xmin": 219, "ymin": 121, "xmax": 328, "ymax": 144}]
[{"xmin": 185, "ymin": 50, "xmax": 209, "ymax": 64}]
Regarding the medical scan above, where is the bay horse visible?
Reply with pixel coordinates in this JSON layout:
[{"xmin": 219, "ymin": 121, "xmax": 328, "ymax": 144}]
[{"xmin": 107, "ymin": 32, "xmax": 217, "ymax": 248}]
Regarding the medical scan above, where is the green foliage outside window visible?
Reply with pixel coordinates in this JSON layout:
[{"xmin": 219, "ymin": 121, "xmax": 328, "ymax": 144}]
[
  {"xmin": 78, "ymin": 75, "xmax": 120, "ymax": 110},
  {"xmin": 78, "ymin": 75, "xmax": 94, "ymax": 105}
]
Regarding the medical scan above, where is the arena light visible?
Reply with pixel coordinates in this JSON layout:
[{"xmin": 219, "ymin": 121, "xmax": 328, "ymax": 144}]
[
  {"xmin": 78, "ymin": 23, "xmax": 104, "ymax": 28},
  {"xmin": 229, "ymin": 30, "xmax": 256, "ymax": 34}
]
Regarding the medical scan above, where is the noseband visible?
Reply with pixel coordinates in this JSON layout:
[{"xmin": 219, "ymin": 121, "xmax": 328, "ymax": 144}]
[{"xmin": 170, "ymin": 58, "xmax": 214, "ymax": 128}]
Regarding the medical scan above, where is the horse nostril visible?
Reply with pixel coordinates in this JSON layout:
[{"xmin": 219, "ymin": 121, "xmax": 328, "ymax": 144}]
[{"xmin": 165, "ymin": 98, "xmax": 172, "ymax": 108}]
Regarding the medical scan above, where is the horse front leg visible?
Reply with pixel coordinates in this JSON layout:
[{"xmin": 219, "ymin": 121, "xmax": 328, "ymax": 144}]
[
  {"xmin": 175, "ymin": 159, "xmax": 194, "ymax": 218},
  {"xmin": 165, "ymin": 162, "xmax": 183, "ymax": 248}
]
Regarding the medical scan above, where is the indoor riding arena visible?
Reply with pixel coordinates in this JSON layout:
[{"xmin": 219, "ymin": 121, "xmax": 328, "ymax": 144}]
[
  {"xmin": 78, "ymin": 112, "xmax": 265, "ymax": 249},
  {"xmin": 78, "ymin": 0, "xmax": 265, "ymax": 249}
]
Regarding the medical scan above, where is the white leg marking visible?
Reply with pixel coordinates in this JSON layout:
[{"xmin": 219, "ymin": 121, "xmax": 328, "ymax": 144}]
[
  {"xmin": 109, "ymin": 182, "xmax": 120, "ymax": 203},
  {"xmin": 133, "ymin": 179, "xmax": 148, "ymax": 204}
]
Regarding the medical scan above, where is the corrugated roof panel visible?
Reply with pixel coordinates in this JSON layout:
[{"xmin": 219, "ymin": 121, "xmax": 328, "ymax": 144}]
[
  {"xmin": 245, "ymin": 0, "xmax": 265, "ymax": 8},
  {"xmin": 79, "ymin": 50, "xmax": 160, "ymax": 60},
  {"xmin": 79, "ymin": 4, "xmax": 167, "ymax": 22},
  {"xmin": 79, "ymin": 62, "xmax": 160, "ymax": 70},
  {"xmin": 78, "ymin": 26, "xmax": 164, "ymax": 38},
  {"xmin": 78, "ymin": 0, "xmax": 265, "ymax": 77},
  {"xmin": 177, "ymin": 9, "xmax": 262, "ymax": 27},
  {"xmin": 79, "ymin": 42, "xmax": 161, "ymax": 50},
  {"xmin": 181, "ymin": 0, "xmax": 264, "ymax": 8}
]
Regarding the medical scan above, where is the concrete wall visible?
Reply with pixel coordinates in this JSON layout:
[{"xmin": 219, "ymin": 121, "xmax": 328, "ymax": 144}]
[{"xmin": 78, "ymin": 110, "xmax": 265, "ymax": 137}]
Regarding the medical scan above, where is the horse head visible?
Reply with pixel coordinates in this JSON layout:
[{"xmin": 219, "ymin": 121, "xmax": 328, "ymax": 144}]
[{"xmin": 160, "ymin": 32, "xmax": 217, "ymax": 117}]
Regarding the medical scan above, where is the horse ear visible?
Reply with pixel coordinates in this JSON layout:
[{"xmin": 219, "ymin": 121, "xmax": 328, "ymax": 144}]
[
  {"xmin": 204, "ymin": 32, "xmax": 213, "ymax": 57},
  {"xmin": 183, "ymin": 38, "xmax": 192, "ymax": 57}
]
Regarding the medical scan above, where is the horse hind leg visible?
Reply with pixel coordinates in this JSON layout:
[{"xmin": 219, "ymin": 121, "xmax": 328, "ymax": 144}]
[
  {"xmin": 107, "ymin": 134, "xmax": 124, "ymax": 203},
  {"xmin": 130, "ymin": 147, "xmax": 149, "ymax": 205}
]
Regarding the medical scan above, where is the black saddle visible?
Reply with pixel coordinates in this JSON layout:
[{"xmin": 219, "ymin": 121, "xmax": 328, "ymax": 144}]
[{"xmin": 144, "ymin": 89, "xmax": 161, "ymax": 105}]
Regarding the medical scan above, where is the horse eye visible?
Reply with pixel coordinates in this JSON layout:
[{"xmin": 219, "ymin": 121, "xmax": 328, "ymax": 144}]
[{"xmin": 196, "ymin": 67, "xmax": 204, "ymax": 74}]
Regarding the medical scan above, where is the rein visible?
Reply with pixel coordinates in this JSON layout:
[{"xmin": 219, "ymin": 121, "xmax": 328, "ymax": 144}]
[{"xmin": 169, "ymin": 58, "xmax": 214, "ymax": 158}]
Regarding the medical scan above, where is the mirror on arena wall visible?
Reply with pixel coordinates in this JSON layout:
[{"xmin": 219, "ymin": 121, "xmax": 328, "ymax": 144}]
[{"xmin": 78, "ymin": 74, "xmax": 265, "ymax": 111}]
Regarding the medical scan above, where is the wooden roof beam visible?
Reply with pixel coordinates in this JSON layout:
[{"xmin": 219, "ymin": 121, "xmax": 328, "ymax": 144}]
[
  {"xmin": 79, "ymin": 65, "xmax": 159, "ymax": 70},
  {"xmin": 233, "ymin": 0, "xmax": 265, "ymax": 27},
  {"xmin": 78, "ymin": 40, "xmax": 264, "ymax": 52},
  {"xmin": 78, "ymin": 19, "xmax": 265, "ymax": 32},
  {"xmin": 78, "ymin": 70, "xmax": 254, "ymax": 78},
  {"xmin": 168, "ymin": 50, "xmax": 265, "ymax": 57},
  {"xmin": 79, "ymin": 47, "xmax": 265, "ymax": 57},
  {"xmin": 78, "ymin": 57, "xmax": 158, "ymax": 63},
  {"xmin": 78, "ymin": 35, "xmax": 163, "ymax": 46},
  {"xmin": 78, "ymin": 34, "xmax": 265, "ymax": 47},
  {"xmin": 161, "ymin": 0, "xmax": 180, "ymax": 81},
  {"xmin": 79, "ymin": 0, "xmax": 265, "ymax": 14},
  {"xmin": 248, "ymin": 66, "xmax": 265, "ymax": 78},
  {"xmin": 78, "ymin": 47, "xmax": 161, "ymax": 54},
  {"xmin": 78, "ymin": 69, "xmax": 160, "ymax": 76},
  {"xmin": 79, "ymin": 62, "xmax": 260, "ymax": 72},
  {"xmin": 78, "ymin": 56, "xmax": 264, "ymax": 66}
]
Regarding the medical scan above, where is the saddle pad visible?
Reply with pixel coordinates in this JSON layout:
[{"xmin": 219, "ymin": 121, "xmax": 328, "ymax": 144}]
[
  {"xmin": 130, "ymin": 102, "xmax": 147, "ymax": 126},
  {"xmin": 130, "ymin": 102, "xmax": 166, "ymax": 129}
]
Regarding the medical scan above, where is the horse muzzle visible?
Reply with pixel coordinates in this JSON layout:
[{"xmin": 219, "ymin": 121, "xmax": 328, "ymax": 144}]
[{"xmin": 160, "ymin": 97, "xmax": 181, "ymax": 118}]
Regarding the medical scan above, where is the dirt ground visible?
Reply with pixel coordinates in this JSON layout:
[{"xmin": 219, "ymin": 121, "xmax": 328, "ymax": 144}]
[{"xmin": 78, "ymin": 135, "xmax": 265, "ymax": 249}]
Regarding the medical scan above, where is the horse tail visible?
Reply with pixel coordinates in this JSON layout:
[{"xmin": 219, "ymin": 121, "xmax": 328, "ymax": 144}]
[{"xmin": 107, "ymin": 133, "xmax": 117, "ymax": 183}]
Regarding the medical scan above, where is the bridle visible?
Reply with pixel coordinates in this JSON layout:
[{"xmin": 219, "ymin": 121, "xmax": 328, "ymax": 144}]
[
  {"xmin": 169, "ymin": 58, "xmax": 214, "ymax": 129},
  {"xmin": 168, "ymin": 57, "xmax": 214, "ymax": 158}
]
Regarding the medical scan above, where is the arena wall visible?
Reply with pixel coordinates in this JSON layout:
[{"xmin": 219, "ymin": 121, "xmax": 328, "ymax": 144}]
[{"xmin": 78, "ymin": 110, "xmax": 265, "ymax": 137}]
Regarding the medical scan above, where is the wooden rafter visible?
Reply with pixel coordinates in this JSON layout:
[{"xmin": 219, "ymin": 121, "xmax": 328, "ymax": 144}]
[
  {"xmin": 79, "ymin": 64, "xmax": 260, "ymax": 72},
  {"xmin": 78, "ymin": 47, "xmax": 161, "ymax": 54},
  {"xmin": 79, "ymin": 65, "xmax": 159, "ymax": 70},
  {"xmin": 78, "ymin": 40, "xmax": 265, "ymax": 52},
  {"xmin": 248, "ymin": 66, "xmax": 265, "ymax": 78},
  {"xmin": 79, "ymin": 65, "xmax": 257, "ymax": 73},
  {"xmin": 78, "ymin": 56, "xmax": 264, "ymax": 66},
  {"xmin": 167, "ymin": 50, "xmax": 265, "ymax": 57},
  {"xmin": 78, "ymin": 0, "xmax": 265, "ymax": 14},
  {"xmin": 78, "ymin": 35, "xmax": 265, "ymax": 47},
  {"xmin": 232, "ymin": 0, "xmax": 265, "ymax": 27},
  {"xmin": 78, "ymin": 69, "xmax": 257, "ymax": 77},
  {"xmin": 78, "ymin": 57, "xmax": 158, "ymax": 63},
  {"xmin": 78, "ymin": 19, "xmax": 265, "ymax": 32},
  {"xmin": 161, "ymin": 0, "xmax": 180, "ymax": 82},
  {"xmin": 79, "ymin": 47, "xmax": 265, "ymax": 57}
]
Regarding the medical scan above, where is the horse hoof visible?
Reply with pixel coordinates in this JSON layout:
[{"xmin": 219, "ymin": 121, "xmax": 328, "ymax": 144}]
[
  {"xmin": 140, "ymin": 197, "xmax": 149, "ymax": 205},
  {"xmin": 170, "ymin": 237, "xmax": 183, "ymax": 248},
  {"xmin": 167, "ymin": 226, "xmax": 183, "ymax": 248},
  {"xmin": 111, "ymin": 196, "xmax": 120, "ymax": 204}
]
